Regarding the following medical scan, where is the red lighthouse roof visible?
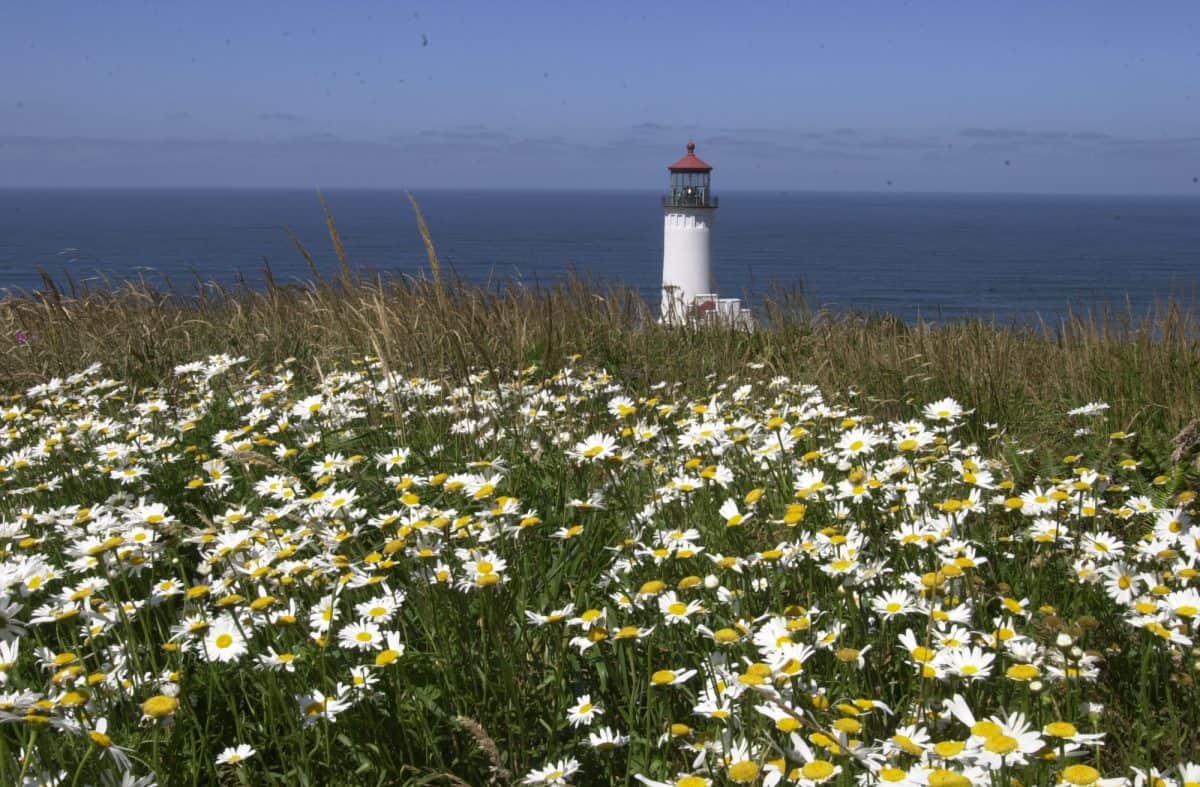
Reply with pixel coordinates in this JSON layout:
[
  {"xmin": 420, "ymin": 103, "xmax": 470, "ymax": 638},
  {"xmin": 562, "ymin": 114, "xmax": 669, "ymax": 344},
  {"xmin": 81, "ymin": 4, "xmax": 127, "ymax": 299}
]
[{"xmin": 668, "ymin": 142, "xmax": 712, "ymax": 172}]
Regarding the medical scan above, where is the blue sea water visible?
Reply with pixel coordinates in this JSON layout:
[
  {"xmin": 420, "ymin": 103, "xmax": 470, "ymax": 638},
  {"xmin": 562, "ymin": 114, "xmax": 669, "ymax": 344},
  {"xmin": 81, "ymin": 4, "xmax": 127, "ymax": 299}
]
[{"xmin": 0, "ymin": 189, "xmax": 1197, "ymax": 323}]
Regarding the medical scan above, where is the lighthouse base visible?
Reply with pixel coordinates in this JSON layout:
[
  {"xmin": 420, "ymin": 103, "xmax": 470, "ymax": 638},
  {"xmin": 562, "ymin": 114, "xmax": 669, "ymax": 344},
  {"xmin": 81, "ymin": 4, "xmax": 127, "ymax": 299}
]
[{"xmin": 660, "ymin": 291, "xmax": 756, "ymax": 330}]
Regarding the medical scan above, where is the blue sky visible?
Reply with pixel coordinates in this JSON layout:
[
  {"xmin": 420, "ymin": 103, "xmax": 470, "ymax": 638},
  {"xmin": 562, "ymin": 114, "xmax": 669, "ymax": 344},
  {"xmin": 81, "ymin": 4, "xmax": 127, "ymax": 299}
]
[{"xmin": 2, "ymin": 1, "xmax": 1199, "ymax": 192}]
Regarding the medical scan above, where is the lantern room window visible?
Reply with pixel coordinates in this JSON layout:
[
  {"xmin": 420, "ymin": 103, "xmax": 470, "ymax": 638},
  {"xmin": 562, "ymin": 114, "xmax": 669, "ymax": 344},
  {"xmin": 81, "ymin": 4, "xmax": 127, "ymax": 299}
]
[
  {"xmin": 663, "ymin": 142, "xmax": 717, "ymax": 208},
  {"xmin": 669, "ymin": 171, "xmax": 711, "ymax": 206}
]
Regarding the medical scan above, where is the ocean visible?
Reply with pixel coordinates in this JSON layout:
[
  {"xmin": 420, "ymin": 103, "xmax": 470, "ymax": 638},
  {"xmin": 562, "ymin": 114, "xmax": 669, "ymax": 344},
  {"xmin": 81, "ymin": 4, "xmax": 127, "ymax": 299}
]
[{"xmin": 1, "ymin": 189, "xmax": 1197, "ymax": 323}]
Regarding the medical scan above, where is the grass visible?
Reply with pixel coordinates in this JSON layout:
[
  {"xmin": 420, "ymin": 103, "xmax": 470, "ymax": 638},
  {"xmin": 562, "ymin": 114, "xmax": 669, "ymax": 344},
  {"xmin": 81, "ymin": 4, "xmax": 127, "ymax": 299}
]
[
  {"xmin": 2, "ymin": 267, "xmax": 1198, "ymax": 461},
  {"xmin": 0, "ymin": 231, "xmax": 1198, "ymax": 784}
]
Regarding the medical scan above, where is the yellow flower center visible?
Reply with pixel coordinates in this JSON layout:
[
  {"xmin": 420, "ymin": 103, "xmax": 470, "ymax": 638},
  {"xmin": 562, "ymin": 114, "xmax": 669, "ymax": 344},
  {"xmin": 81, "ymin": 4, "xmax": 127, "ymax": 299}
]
[
  {"xmin": 142, "ymin": 695, "xmax": 179, "ymax": 719},
  {"xmin": 928, "ymin": 769, "xmax": 970, "ymax": 787},
  {"xmin": 1061, "ymin": 765, "xmax": 1101, "ymax": 786},
  {"xmin": 934, "ymin": 740, "xmax": 965, "ymax": 758},
  {"xmin": 832, "ymin": 718, "xmax": 862, "ymax": 734},
  {"xmin": 727, "ymin": 761, "xmax": 760, "ymax": 783},
  {"xmin": 984, "ymin": 734, "xmax": 1018, "ymax": 754},
  {"xmin": 971, "ymin": 720, "xmax": 1003, "ymax": 738},
  {"xmin": 776, "ymin": 717, "xmax": 802, "ymax": 732},
  {"xmin": 1045, "ymin": 721, "xmax": 1077, "ymax": 738},
  {"xmin": 802, "ymin": 761, "xmax": 836, "ymax": 781}
]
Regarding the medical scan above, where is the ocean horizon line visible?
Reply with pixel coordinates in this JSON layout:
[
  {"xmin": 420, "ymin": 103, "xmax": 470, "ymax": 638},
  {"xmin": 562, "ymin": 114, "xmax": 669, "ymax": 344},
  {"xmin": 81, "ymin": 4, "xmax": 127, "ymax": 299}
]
[{"xmin": 3, "ymin": 185, "xmax": 1200, "ymax": 200}]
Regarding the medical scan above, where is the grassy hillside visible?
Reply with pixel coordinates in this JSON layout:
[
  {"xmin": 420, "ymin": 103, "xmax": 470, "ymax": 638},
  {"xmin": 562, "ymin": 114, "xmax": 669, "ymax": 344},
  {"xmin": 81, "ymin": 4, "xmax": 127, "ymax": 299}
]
[{"xmin": 0, "ymin": 261, "xmax": 1198, "ymax": 784}]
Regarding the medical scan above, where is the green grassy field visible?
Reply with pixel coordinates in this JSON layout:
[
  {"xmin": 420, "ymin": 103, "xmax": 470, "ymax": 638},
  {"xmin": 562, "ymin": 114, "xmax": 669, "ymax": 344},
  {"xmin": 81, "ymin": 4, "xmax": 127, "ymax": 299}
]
[{"xmin": 0, "ymin": 269, "xmax": 1198, "ymax": 786}]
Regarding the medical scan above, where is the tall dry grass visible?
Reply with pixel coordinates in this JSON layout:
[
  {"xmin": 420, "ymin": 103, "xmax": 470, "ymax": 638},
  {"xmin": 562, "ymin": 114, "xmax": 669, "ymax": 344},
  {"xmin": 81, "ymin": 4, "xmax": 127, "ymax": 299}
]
[{"xmin": 2, "ymin": 268, "xmax": 1198, "ymax": 465}]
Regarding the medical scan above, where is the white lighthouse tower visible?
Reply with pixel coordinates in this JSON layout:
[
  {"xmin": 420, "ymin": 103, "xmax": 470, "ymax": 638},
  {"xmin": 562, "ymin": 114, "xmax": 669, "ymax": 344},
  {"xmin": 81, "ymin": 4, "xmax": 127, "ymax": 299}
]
[{"xmin": 661, "ymin": 142, "xmax": 718, "ymax": 322}]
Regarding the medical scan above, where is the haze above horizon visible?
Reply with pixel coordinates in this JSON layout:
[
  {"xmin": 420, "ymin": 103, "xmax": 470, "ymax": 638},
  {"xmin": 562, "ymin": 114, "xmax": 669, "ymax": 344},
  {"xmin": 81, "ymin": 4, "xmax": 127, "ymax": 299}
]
[{"xmin": 3, "ymin": 2, "xmax": 1199, "ymax": 194}]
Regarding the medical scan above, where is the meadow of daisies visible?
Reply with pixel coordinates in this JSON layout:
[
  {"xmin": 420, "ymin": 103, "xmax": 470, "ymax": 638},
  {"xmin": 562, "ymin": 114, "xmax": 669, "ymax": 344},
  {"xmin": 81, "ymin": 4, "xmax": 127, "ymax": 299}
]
[{"xmin": 0, "ymin": 339, "xmax": 1196, "ymax": 787}]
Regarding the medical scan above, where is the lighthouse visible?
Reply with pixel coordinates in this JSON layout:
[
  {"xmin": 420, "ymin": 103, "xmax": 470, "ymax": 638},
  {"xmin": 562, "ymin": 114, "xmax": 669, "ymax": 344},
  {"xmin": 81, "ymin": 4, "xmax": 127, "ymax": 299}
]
[{"xmin": 661, "ymin": 142, "xmax": 718, "ymax": 322}]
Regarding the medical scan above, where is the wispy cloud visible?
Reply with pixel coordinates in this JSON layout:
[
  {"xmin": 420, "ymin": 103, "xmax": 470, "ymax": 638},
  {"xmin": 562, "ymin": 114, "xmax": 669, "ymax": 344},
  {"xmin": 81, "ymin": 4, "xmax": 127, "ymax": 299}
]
[
  {"xmin": 959, "ymin": 127, "xmax": 1200, "ymax": 160},
  {"xmin": 259, "ymin": 112, "xmax": 305, "ymax": 123},
  {"xmin": 960, "ymin": 127, "xmax": 1119, "ymax": 147},
  {"xmin": 3, "ymin": 125, "xmax": 1197, "ymax": 192}
]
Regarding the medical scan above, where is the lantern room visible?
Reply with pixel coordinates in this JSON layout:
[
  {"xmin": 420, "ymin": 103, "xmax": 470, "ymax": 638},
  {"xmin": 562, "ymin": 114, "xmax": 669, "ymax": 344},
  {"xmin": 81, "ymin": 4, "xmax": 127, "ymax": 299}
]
[{"xmin": 663, "ymin": 142, "xmax": 717, "ymax": 208}]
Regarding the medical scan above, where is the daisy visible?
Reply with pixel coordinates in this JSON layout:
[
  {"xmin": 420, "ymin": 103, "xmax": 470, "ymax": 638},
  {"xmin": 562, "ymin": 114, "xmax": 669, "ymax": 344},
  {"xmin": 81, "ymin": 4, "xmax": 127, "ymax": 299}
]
[
  {"xmin": 354, "ymin": 591, "xmax": 404, "ymax": 623},
  {"xmin": 871, "ymin": 589, "xmax": 918, "ymax": 621},
  {"xmin": 522, "ymin": 757, "xmax": 581, "ymax": 785},
  {"xmin": 567, "ymin": 608, "xmax": 606, "ymax": 631},
  {"xmin": 292, "ymin": 395, "xmax": 324, "ymax": 420},
  {"xmin": 349, "ymin": 665, "xmax": 380, "ymax": 692},
  {"xmin": 296, "ymin": 688, "xmax": 351, "ymax": 726},
  {"xmin": 202, "ymin": 617, "xmax": 247, "ymax": 663},
  {"xmin": 1057, "ymin": 764, "xmax": 1127, "ymax": 787},
  {"xmin": 566, "ymin": 694, "xmax": 603, "ymax": 727},
  {"xmin": 216, "ymin": 744, "xmax": 257, "ymax": 765},
  {"xmin": 719, "ymin": 498, "xmax": 751, "ymax": 527},
  {"xmin": 970, "ymin": 711, "xmax": 1045, "ymax": 769},
  {"xmin": 375, "ymin": 448, "xmax": 409, "ymax": 469},
  {"xmin": 589, "ymin": 726, "xmax": 630, "ymax": 751},
  {"xmin": 337, "ymin": 620, "xmax": 383, "ymax": 651},
  {"xmin": 570, "ymin": 433, "xmax": 617, "ymax": 462},
  {"xmin": 1067, "ymin": 401, "xmax": 1110, "ymax": 416},
  {"xmin": 1101, "ymin": 562, "xmax": 1141, "ymax": 605},
  {"xmin": 608, "ymin": 396, "xmax": 637, "ymax": 418},
  {"xmin": 1164, "ymin": 588, "xmax": 1200, "ymax": 620},
  {"xmin": 936, "ymin": 646, "xmax": 995, "ymax": 681},
  {"xmin": 866, "ymin": 764, "xmax": 925, "ymax": 787},
  {"xmin": 1042, "ymin": 720, "xmax": 1106, "ymax": 747},
  {"xmin": 634, "ymin": 776, "xmax": 711, "ymax": 787},
  {"xmin": 86, "ymin": 717, "xmax": 133, "ymax": 769},
  {"xmin": 923, "ymin": 398, "xmax": 964, "ymax": 421},
  {"xmin": 257, "ymin": 648, "xmax": 298, "ymax": 673},
  {"xmin": 459, "ymin": 551, "xmax": 507, "ymax": 589},
  {"xmin": 836, "ymin": 426, "xmax": 881, "ymax": 459},
  {"xmin": 525, "ymin": 603, "xmax": 576, "ymax": 626},
  {"xmin": 658, "ymin": 592, "xmax": 705, "ymax": 625},
  {"xmin": 1081, "ymin": 531, "xmax": 1125, "ymax": 559},
  {"xmin": 374, "ymin": 632, "xmax": 406, "ymax": 667},
  {"xmin": 650, "ymin": 667, "xmax": 697, "ymax": 686},
  {"xmin": 140, "ymin": 694, "xmax": 179, "ymax": 723}
]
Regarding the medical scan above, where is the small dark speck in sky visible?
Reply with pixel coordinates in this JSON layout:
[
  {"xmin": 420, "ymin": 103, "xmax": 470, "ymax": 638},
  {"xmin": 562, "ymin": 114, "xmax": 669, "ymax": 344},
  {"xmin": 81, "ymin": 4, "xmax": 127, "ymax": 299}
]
[
  {"xmin": 421, "ymin": 33, "xmax": 429, "ymax": 47},
  {"xmin": 543, "ymin": 71, "xmax": 550, "ymax": 78},
  {"xmin": 1004, "ymin": 160, "xmax": 1011, "ymax": 166},
  {"xmin": 886, "ymin": 179, "xmax": 893, "ymax": 186},
  {"xmin": 1194, "ymin": 176, "xmax": 1198, "ymax": 183},
  {"xmin": 225, "ymin": 38, "xmax": 231, "ymax": 45}
]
